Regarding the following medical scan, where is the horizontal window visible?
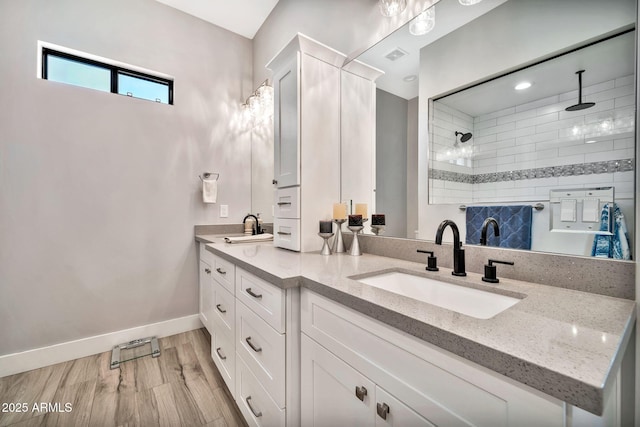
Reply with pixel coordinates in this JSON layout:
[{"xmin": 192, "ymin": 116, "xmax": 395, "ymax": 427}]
[{"xmin": 42, "ymin": 48, "xmax": 173, "ymax": 105}]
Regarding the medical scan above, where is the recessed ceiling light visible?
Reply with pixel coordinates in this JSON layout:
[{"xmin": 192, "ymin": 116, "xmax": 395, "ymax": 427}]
[
  {"xmin": 585, "ymin": 140, "xmax": 597, "ymax": 144},
  {"xmin": 403, "ymin": 75, "xmax": 417, "ymax": 82},
  {"xmin": 514, "ymin": 82, "xmax": 532, "ymax": 90}
]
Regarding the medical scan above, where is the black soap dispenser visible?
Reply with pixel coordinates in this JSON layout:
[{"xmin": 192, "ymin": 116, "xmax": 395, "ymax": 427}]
[{"xmin": 482, "ymin": 259, "xmax": 514, "ymax": 283}]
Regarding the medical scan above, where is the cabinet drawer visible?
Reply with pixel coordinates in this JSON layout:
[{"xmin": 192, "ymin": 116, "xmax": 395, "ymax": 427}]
[
  {"xmin": 212, "ymin": 254, "xmax": 235, "ymax": 294},
  {"xmin": 274, "ymin": 187, "xmax": 300, "ymax": 218},
  {"xmin": 273, "ymin": 218, "xmax": 300, "ymax": 252},
  {"xmin": 236, "ymin": 268, "xmax": 286, "ymax": 333},
  {"xmin": 236, "ymin": 355, "xmax": 286, "ymax": 427},
  {"xmin": 237, "ymin": 300, "xmax": 286, "ymax": 408},
  {"xmin": 212, "ymin": 328, "xmax": 235, "ymax": 398},
  {"xmin": 212, "ymin": 283, "xmax": 235, "ymax": 336},
  {"xmin": 200, "ymin": 243, "xmax": 215, "ymax": 266}
]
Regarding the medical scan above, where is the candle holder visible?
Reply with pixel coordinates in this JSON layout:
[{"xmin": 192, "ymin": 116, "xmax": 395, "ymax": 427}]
[
  {"xmin": 318, "ymin": 232, "xmax": 334, "ymax": 255},
  {"xmin": 371, "ymin": 224, "xmax": 386, "ymax": 236},
  {"xmin": 332, "ymin": 219, "xmax": 347, "ymax": 253},
  {"xmin": 347, "ymin": 225, "xmax": 364, "ymax": 256}
]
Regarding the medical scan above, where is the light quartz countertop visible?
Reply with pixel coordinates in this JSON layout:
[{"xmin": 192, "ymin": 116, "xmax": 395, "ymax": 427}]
[{"xmin": 196, "ymin": 234, "xmax": 636, "ymax": 416}]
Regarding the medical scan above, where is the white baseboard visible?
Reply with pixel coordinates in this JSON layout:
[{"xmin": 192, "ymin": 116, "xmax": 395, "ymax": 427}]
[{"xmin": 0, "ymin": 314, "xmax": 203, "ymax": 378}]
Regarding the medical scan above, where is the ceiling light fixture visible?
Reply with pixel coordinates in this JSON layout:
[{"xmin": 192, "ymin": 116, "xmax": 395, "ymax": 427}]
[
  {"xmin": 459, "ymin": 0, "xmax": 483, "ymax": 5},
  {"xmin": 403, "ymin": 75, "xmax": 417, "ymax": 82},
  {"xmin": 409, "ymin": 7, "xmax": 435, "ymax": 36},
  {"xmin": 514, "ymin": 82, "xmax": 532, "ymax": 90},
  {"xmin": 379, "ymin": 0, "xmax": 407, "ymax": 17}
]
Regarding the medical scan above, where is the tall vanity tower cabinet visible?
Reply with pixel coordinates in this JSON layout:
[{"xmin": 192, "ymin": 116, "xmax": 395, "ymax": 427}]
[{"xmin": 268, "ymin": 34, "xmax": 345, "ymax": 252}]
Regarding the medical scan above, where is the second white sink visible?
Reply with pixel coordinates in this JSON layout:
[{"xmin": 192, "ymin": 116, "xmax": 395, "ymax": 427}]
[{"xmin": 357, "ymin": 271, "xmax": 521, "ymax": 319}]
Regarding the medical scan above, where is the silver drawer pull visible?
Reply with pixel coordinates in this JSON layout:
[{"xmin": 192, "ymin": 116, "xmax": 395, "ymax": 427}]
[
  {"xmin": 216, "ymin": 267, "xmax": 226, "ymax": 275},
  {"xmin": 377, "ymin": 403, "xmax": 390, "ymax": 420},
  {"xmin": 246, "ymin": 396, "xmax": 262, "ymax": 418},
  {"xmin": 277, "ymin": 231, "xmax": 292, "ymax": 236},
  {"xmin": 215, "ymin": 347, "xmax": 226, "ymax": 360},
  {"xmin": 245, "ymin": 336, "xmax": 262, "ymax": 353},
  {"xmin": 246, "ymin": 288, "xmax": 262, "ymax": 299},
  {"xmin": 216, "ymin": 304, "xmax": 226, "ymax": 314},
  {"xmin": 277, "ymin": 202, "xmax": 292, "ymax": 206},
  {"xmin": 355, "ymin": 386, "xmax": 368, "ymax": 401},
  {"xmin": 204, "ymin": 268, "xmax": 211, "ymax": 274}
]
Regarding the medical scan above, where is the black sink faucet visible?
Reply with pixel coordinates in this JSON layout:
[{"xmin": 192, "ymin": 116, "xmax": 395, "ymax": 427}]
[
  {"xmin": 435, "ymin": 220, "xmax": 466, "ymax": 277},
  {"xmin": 242, "ymin": 214, "xmax": 262, "ymax": 235},
  {"xmin": 480, "ymin": 217, "xmax": 500, "ymax": 246}
]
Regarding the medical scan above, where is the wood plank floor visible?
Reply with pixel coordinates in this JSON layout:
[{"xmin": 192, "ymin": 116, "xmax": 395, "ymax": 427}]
[{"xmin": 0, "ymin": 329, "xmax": 247, "ymax": 427}]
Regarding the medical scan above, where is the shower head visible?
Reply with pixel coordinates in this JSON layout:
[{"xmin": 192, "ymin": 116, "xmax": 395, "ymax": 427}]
[
  {"xmin": 455, "ymin": 131, "xmax": 472, "ymax": 143},
  {"xmin": 565, "ymin": 70, "xmax": 596, "ymax": 111}
]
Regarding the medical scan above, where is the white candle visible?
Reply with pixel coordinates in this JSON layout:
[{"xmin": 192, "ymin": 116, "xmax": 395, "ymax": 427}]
[
  {"xmin": 355, "ymin": 203, "xmax": 368, "ymax": 218},
  {"xmin": 333, "ymin": 203, "xmax": 347, "ymax": 220}
]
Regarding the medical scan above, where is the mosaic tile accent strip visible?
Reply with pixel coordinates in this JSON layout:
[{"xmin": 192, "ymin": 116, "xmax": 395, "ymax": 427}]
[{"xmin": 430, "ymin": 158, "xmax": 635, "ymax": 184}]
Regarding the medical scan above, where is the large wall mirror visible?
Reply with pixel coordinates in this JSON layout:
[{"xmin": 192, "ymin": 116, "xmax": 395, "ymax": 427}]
[{"xmin": 351, "ymin": 0, "xmax": 636, "ymax": 258}]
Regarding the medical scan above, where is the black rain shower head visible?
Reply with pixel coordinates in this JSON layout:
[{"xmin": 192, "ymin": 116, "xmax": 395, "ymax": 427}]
[
  {"xmin": 565, "ymin": 70, "xmax": 596, "ymax": 111},
  {"xmin": 455, "ymin": 131, "xmax": 472, "ymax": 143}
]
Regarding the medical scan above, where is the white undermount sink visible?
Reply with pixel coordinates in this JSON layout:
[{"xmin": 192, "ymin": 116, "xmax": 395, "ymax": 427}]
[{"xmin": 356, "ymin": 271, "xmax": 521, "ymax": 319}]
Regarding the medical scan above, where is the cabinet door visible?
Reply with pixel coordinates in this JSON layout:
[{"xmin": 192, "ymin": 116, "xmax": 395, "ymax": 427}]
[
  {"xmin": 273, "ymin": 54, "xmax": 300, "ymax": 188},
  {"xmin": 374, "ymin": 386, "xmax": 435, "ymax": 427},
  {"xmin": 199, "ymin": 260, "xmax": 213, "ymax": 333},
  {"xmin": 301, "ymin": 334, "xmax": 374, "ymax": 427}
]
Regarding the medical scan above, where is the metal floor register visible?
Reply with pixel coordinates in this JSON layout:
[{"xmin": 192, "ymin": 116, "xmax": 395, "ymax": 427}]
[{"xmin": 110, "ymin": 336, "xmax": 160, "ymax": 369}]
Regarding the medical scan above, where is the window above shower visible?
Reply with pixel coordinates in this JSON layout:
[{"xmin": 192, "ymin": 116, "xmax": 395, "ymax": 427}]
[{"xmin": 429, "ymin": 30, "xmax": 635, "ymax": 205}]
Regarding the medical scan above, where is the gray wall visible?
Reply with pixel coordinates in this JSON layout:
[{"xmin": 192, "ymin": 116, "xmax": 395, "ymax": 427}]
[
  {"xmin": 407, "ymin": 97, "xmax": 419, "ymax": 239},
  {"xmin": 376, "ymin": 89, "xmax": 408, "ymax": 238},
  {"xmin": 0, "ymin": 0, "xmax": 253, "ymax": 355}
]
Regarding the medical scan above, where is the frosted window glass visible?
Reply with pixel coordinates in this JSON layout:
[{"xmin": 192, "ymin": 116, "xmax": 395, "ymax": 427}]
[
  {"xmin": 47, "ymin": 55, "xmax": 110, "ymax": 92},
  {"xmin": 118, "ymin": 73, "xmax": 169, "ymax": 104}
]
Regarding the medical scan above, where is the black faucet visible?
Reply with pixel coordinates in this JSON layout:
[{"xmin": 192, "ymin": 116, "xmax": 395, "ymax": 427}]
[
  {"xmin": 242, "ymin": 214, "xmax": 262, "ymax": 235},
  {"xmin": 480, "ymin": 217, "xmax": 500, "ymax": 246},
  {"xmin": 435, "ymin": 220, "xmax": 466, "ymax": 277}
]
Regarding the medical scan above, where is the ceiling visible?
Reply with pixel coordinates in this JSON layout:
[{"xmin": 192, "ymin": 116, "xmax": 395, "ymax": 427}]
[
  {"xmin": 154, "ymin": 0, "xmax": 280, "ymax": 39},
  {"xmin": 357, "ymin": 0, "xmax": 508, "ymax": 100},
  {"xmin": 438, "ymin": 31, "xmax": 636, "ymax": 117}
]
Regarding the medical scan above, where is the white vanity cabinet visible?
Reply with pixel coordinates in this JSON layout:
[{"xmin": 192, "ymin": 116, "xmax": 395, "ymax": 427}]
[
  {"xmin": 268, "ymin": 34, "xmax": 343, "ymax": 252},
  {"xmin": 301, "ymin": 289, "xmax": 566, "ymax": 427},
  {"xmin": 201, "ymin": 247, "xmax": 300, "ymax": 427}
]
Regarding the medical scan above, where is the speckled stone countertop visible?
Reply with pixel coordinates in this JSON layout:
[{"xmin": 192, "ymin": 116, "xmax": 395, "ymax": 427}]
[{"xmin": 196, "ymin": 234, "xmax": 636, "ymax": 416}]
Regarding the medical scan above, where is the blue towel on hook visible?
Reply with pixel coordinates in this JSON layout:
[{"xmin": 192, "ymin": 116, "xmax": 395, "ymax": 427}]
[
  {"xmin": 465, "ymin": 205, "xmax": 532, "ymax": 250},
  {"xmin": 591, "ymin": 203, "xmax": 632, "ymax": 260}
]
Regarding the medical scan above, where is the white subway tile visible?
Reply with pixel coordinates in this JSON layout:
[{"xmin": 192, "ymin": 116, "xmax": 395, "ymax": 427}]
[
  {"xmin": 536, "ymin": 148, "xmax": 559, "ymax": 159},
  {"xmin": 614, "ymin": 94, "xmax": 635, "ymax": 108},
  {"xmin": 433, "ymin": 108, "xmax": 453, "ymax": 123},
  {"xmin": 615, "ymin": 75, "xmax": 634, "ymax": 87},
  {"xmin": 536, "ymin": 103, "xmax": 567, "ymax": 116},
  {"xmin": 475, "ymin": 106, "xmax": 515, "ymax": 124},
  {"xmin": 583, "ymin": 79, "xmax": 615, "ymax": 96},
  {"xmin": 535, "ymin": 154, "xmax": 585, "ymax": 168},
  {"xmin": 474, "ymin": 133, "xmax": 497, "ymax": 145},
  {"xmin": 475, "ymin": 121, "xmax": 516, "ymax": 137},
  {"xmin": 587, "ymin": 85, "xmax": 634, "ymax": 103},
  {"xmin": 536, "ymin": 116, "xmax": 584, "ymax": 133},
  {"xmin": 474, "ymin": 118, "xmax": 497, "ymax": 130},
  {"xmin": 517, "ymin": 130, "xmax": 558, "ymax": 145},
  {"xmin": 514, "ymin": 152, "xmax": 537, "ymax": 163},
  {"xmin": 614, "ymin": 171, "xmax": 634, "ymax": 183},
  {"xmin": 585, "ymin": 149, "xmax": 634, "ymax": 162},
  {"xmin": 496, "ymin": 108, "xmax": 537, "ymax": 125},
  {"xmin": 474, "ymin": 165, "xmax": 498, "ymax": 174},
  {"xmin": 516, "ymin": 112, "xmax": 558, "ymax": 129},
  {"xmin": 558, "ymin": 173, "xmax": 614, "ymax": 186},
  {"xmin": 499, "ymin": 160, "xmax": 536, "ymax": 171},
  {"xmin": 558, "ymin": 140, "xmax": 614, "ymax": 157},
  {"xmin": 516, "ymin": 94, "xmax": 560, "ymax": 113},
  {"xmin": 502, "ymin": 143, "xmax": 536, "ymax": 156},
  {"xmin": 496, "ymin": 130, "xmax": 517, "ymax": 141}
]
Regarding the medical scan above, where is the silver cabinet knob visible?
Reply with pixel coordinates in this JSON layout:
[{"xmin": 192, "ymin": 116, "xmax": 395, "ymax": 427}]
[
  {"xmin": 377, "ymin": 402, "xmax": 390, "ymax": 420},
  {"xmin": 246, "ymin": 396, "xmax": 262, "ymax": 417},
  {"xmin": 216, "ymin": 267, "xmax": 226, "ymax": 275},
  {"xmin": 215, "ymin": 347, "xmax": 226, "ymax": 360},
  {"xmin": 355, "ymin": 385, "xmax": 368, "ymax": 401},
  {"xmin": 245, "ymin": 336, "xmax": 262, "ymax": 353},
  {"xmin": 216, "ymin": 304, "xmax": 226, "ymax": 314},
  {"xmin": 204, "ymin": 268, "xmax": 211, "ymax": 274}
]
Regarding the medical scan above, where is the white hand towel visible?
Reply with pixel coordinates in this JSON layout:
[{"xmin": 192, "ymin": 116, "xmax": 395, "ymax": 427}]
[{"xmin": 202, "ymin": 179, "xmax": 217, "ymax": 204}]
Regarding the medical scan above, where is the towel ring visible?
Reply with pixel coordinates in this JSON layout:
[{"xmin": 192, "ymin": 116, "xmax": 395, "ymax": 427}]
[{"xmin": 199, "ymin": 172, "xmax": 219, "ymax": 181}]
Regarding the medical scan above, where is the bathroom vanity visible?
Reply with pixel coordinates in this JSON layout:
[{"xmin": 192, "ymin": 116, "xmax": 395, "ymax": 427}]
[{"xmin": 195, "ymin": 233, "xmax": 635, "ymax": 427}]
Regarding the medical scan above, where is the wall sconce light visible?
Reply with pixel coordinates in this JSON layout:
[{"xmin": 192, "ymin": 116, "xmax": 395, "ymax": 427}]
[
  {"xmin": 379, "ymin": 0, "xmax": 407, "ymax": 17},
  {"xmin": 241, "ymin": 80, "xmax": 273, "ymax": 128}
]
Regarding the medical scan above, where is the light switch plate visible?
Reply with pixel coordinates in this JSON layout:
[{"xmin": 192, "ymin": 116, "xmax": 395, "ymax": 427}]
[{"xmin": 220, "ymin": 205, "xmax": 229, "ymax": 218}]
